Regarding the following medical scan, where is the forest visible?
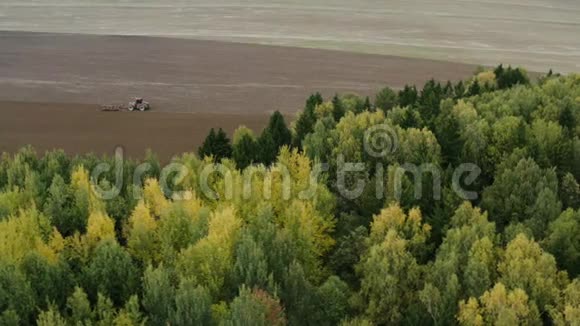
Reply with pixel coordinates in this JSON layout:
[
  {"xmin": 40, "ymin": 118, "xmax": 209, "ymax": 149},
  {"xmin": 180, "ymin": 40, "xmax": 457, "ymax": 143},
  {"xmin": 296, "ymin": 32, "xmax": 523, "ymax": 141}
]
[{"xmin": 2, "ymin": 65, "xmax": 580, "ymax": 325}]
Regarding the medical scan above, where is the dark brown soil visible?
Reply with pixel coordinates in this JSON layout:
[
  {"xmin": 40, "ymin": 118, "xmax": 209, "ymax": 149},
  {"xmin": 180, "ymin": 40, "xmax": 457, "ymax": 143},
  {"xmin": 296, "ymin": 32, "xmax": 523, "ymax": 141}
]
[
  {"xmin": 0, "ymin": 32, "xmax": 477, "ymax": 160},
  {"xmin": 0, "ymin": 101, "xmax": 269, "ymax": 161},
  {"xmin": 0, "ymin": 32, "xmax": 477, "ymax": 113}
]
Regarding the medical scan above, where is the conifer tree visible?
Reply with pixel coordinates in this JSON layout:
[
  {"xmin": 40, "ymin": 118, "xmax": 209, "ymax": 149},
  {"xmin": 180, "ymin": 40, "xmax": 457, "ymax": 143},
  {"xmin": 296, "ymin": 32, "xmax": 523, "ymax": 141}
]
[
  {"xmin": 293, "ymin": 93, "xmax": 323, "ymax": 147},
  {"xmin": 454, "ymin": 80, "xmax": 466, "ymax": 99},
  {"xmin": 468, "ymin": 79, "xmax": 481, "ymax": 96},
  {"xmin": 198, "ymin": 128, "xmax": 232, "ymax": 162},
  {"xmin": 232, "ymin": 127, "xmax": 258, "ymax": 169},
  {"xmin": 363, "ymin": 96, "xmax": 372, "ymax": 111},
  {"xmin": 332, "ymin": 94, "xmax": 345, "ymax": 121},
  {"xmin": 398, "ymin": 85, "xmax": 418, "ymax": 107},
  {"xmin": 260, "ymin": 111, "xmax": 291, "ymax": 165}
]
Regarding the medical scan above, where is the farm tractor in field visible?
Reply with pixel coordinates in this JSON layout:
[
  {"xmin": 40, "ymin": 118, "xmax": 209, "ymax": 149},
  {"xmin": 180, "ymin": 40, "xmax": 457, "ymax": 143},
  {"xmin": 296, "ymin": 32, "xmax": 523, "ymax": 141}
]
[
  {"xmin": 100, "ymin": 97, "xmax": 151, "ymax": 112},
  {"xmin": 128, "ymin": 97, "xmax": 150, "ymax": 111}
]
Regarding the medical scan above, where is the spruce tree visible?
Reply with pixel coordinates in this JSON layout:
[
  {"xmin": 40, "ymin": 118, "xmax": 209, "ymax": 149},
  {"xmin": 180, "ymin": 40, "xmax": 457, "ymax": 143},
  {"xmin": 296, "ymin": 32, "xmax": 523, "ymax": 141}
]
[
  {"xmin": 198, "ymin": 128, "xmax": 216, "ymax": 159},
  {"xmin": 293, "ymin": 93, "xmax": 323, "ymax": 148},
  {"xmin": 363, "ymin": 96, "xmax": 373, "ymax": 111},
  {"xmin": 332, "ymin": 94, "xmax": 345, "ymax": 121},
  {"xmin": 418, "ymin": 79, "xmax": 443, "ymax": 123},
  {"xmin": 468, "ymin": 79, "xmax": 481, "ymax": 96},
  {"xmin": 443, "ymin": 81, "xmax": 454, "ymax": 99},
  {"xmin": 353, "ymin": 97, "xmax": 365, "ymax": 114},
  {"xmin": 257, "ymin": 130, "xmax": 277, "ymax": 166},
  {"xmin": 198, "ymin": 128, "xmax": 232, "ymax": 161},
  {"xmin": 494, "ymin": 64, "xmax": 505, "ymax": 83},
  {"xmin": 454, "ymin": 80, "xmax": 466, "ymax": 99},
  {"xmin": 495, "ymin": 65, "xmax": 529, "ymax": 89},
  {"xmin": 213, "ymin": 128, "xmax": 233, "ymax": 161},
  {"xmin": 435, "ymin": 101, "xmax": 463, "ymax": 166},
  {"xmin": 258, "ymin": 111, "xmax": 291, "ymax": 165},
  {"xmin": 266, "ymin": 111, "xmax": 292, "ymax": 149},
  {"xmin": 559, "ymin": 104, "xmax": 576, "ymax": 133},
  {"xmin": 233, "ymin": 133, "xmax": 257, "ymax": 169},
  {"xmin": 398, "ymin": 85, "xmax": 418, "ymax": 107}
]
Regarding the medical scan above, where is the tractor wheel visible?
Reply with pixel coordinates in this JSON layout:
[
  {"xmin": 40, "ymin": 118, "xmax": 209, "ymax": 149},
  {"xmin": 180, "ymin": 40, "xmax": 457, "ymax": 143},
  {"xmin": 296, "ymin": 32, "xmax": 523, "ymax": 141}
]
[
  {"xmin": 139, "ymin": 104, "xmax": 146, "ymax": 111},
  {"xmin": 128, "ymin": 105, "xmax": 134, "ymax": 111}
]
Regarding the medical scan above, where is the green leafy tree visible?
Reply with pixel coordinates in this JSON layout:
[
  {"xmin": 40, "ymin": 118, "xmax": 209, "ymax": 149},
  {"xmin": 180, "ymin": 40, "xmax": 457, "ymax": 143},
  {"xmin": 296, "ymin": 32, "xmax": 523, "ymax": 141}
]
[
  {"xmin": 328, "ymin": 226, "xmax": 368, "ymax": 286},
  {"xmin": 0, "ymin": 262, "xmax": 35, "ymax": 324},
  {"xmin": 157, "ymin": 202, "xmax": 207, "ymax": 260},
  {"xmin": 67, "ymin": 287, "xmax": 93, "ymax": 325},
  {"xmin": 21, "ymin": 252, "xmax": 71, "ymax": 311},
  {"xmin": 36, "ymin": 305, "xmax": 67, "ymax": 326},
  {"xmin": 420, "ymin": 202, "xmax": 497, "ymax": 325},
  {"xmin": 233, "ymin": 233, "xmax": 270, "ymax": 290},
  {"xmin": 499, "ymin": 234, "xmax": 566, "ymax": 313},
  {"xmin": 303, "ymin": 117, "xmax": 336, "ymax": 163},
  {"xmin": 94, "ymin": 293, "xmax": 115, "ymax": 325},
  {"xmin": 482, "ymin": 158, "xmax": 560, "ymax": 232},
  {"xmin": 544, "ymin": 208, "xmax": 580, "ymax": 277},
  {"xmin": 142, "ymin": 264, "xmax": 175, "ymax": 325},
  {"xmin": 82, "ymin": 240, "xmax": 138, "ymax": 306},
  {"xmin": 0, "ymin": 309, "xmax": 20, "ymax": 326},
  {"xmin": 170, "ymin": 279, "xmax": 212, "ymax": 326},
  {"xmin": 44, "ymin": 174, "xmax": 85, "ymax": 236},
  {"xmin": 114, "ymin": 295, "xmax": 145, "ymax": 325},
  {"xmin": 282, "ymin": 262, "xmax": 317, "ymax": 325},
  {"xmin": 559, "ymin": 103, "xmax": 577, "ymax": 133},
  {"xmin": 375, "ymin": 86, "xmax": 398, "ymax": 113},
  {"xmin": 560, "ymin": 173, "xmax": 580, "ymax": 209},
  {"xmin": 225, "ymin": 286, "xmax": 286, "ymax": 326},
  {"xmin": 314, "ymin": 276, "xmax": 351, "ymax": 325},
  {"xmin": 358, "ymin": 229, "xmax": 422, "ymax": 324}
]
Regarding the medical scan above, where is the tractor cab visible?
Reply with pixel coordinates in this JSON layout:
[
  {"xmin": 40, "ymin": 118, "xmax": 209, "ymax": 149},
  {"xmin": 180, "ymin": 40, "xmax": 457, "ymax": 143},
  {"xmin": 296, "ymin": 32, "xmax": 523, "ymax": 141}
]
[{"xmin": 128, "ymin": 97, "xmax": 150, "ymax": 111}]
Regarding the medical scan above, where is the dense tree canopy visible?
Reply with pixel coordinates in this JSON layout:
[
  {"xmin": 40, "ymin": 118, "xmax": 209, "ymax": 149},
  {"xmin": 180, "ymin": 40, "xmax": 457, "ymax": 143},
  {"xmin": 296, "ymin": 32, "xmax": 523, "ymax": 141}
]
[{"xmin": 2, "ymin": 66, "xmax": 580, "ymax": 325}]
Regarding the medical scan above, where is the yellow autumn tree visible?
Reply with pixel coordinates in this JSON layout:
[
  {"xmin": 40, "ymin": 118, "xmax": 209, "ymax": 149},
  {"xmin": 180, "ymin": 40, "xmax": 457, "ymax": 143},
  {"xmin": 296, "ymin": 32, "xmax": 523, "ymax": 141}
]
[
  {"xmin": 71, "ymin": 165, "xmax": 105, "ymax": 214},
  {"xmin": 126, "ymin": 200, "xmax": 159, "ymax": 263},
  {"xmin": 476, "ymin": 70, "xmax": 497, "ymax": 89},
  {"xmin": 458, "ymin": 283, "xmax": 541, "ymax": 325},
  {"xmin": 369, "ymin": 204, "xmax": 431, "ymax": 259},
  {"xmin": 549, "ymin": 279, "xmax": 580, "ymax": 325},
  {"xmin": 499, "ymin": 234, "xmax": 566, "ymax": 312},
  {"xmin": 0, "ymin": 208, "xmax": 56, "ymax": 264},
  {"xmin": 176, "ymin": 206, "xmax": 241, "ymax": 296},
  {"xmin": 142, "ymin": 178, "xmax": 169, "ymax": 218},
  {"xmin": 85, "ymin": 211, "xmax": 116, "ymax": 249}
]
